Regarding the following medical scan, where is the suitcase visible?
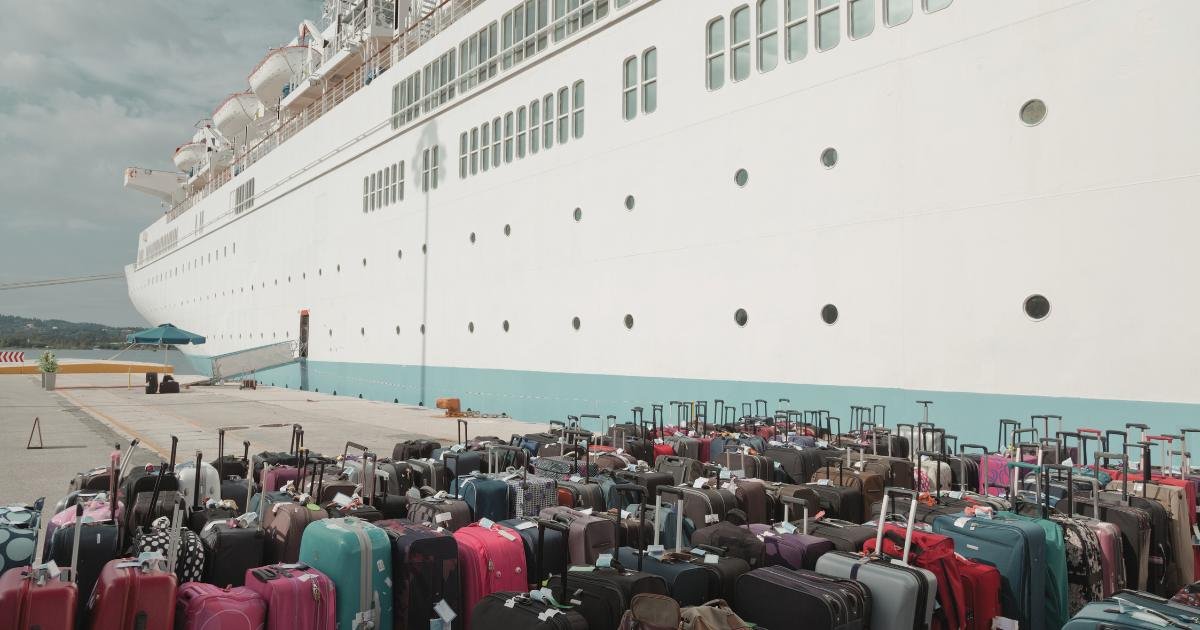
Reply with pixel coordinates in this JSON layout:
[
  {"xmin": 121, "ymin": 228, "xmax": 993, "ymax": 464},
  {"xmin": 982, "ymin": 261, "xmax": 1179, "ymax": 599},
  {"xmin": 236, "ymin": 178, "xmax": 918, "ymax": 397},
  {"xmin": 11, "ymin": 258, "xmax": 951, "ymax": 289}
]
[
  {"xmin": 614, "ymin": 468, "xmax": 674, "ymax": 503},
  {"xmin": 805, "ymin": 517, "xmax": 878, "ymax": 552},
  {"xmin": 958, "ymin": 556, "xmax": 1004, "ymax": 630},
  {"xmin": 376, "ymin": 519, "xmax": 464, "ymax": 630},
  {"xmin": 215, "ymin": 429, "xmax": 251, "ymax": 481},
  {"xmin": 186, "ymin": 448, "xmax": 243, "ymax": 533},
  {"xmin": 614, "ymin": 492, "xmax": 719, "ymax": 606},
  {"xmin": 815, "ymin": 489, "xmax": 938, "ymax": 630},
  {"xmin": 407, "ymin": 458, "xmax": 449, "ymax": 493},
  {"xmin": 748, "ymin": 495, "xmax": 834, "ymax": 570},
  {"xmin": 1064, "ymin": 590, "xmax": 1200, "ymax": 629},
  {"xmin": 809, "ymin": 478, "xmax": 865, "ymax": 523},
  {"xmin": 298, "ymin": 517, "xmax": 394, "ymax": 630},
  {"xmin": 175, "ymin": 582, "xmax": 266, "ymax": 630},
  {"xmin": 733, "ymin": 566, "xmax": 871, "ymax": 630},
  {"xmin": 200, "ymin": 516, "xmax": 264, "ymax": 587},
  {"xmin": 715, "ymin": 450, "xmax": 772, "ymax": 481},
  {"xmin": 730, "ymin": 478, "xmax": 770, "ymax": 524},
  {"xmin": 654, "ymin": 456, "xmax": 703, "ymax": 485},
  {"xmin": 863, "ymin": 524, "xmax": 967, "ymax": 630},
  {"xmin": 766, "ymin": 445, "xmax": 842, "ymax": 485},
  {"xmin": 175, "ymin": 457, "xmax": 221, "ymax": 511},
  {"xmin": 453, "ymin": 522, "xmax": 528, "ymax": 628},
  {"xmin": 500, "ymin": 517, "xmax": 566, "ymax": 585},
  {"xmin": 539, "ymin": 505, "xmax": 619, "ymax": 565},
  {"xmin": 674, "ymin": 482, "xmax": 737, "ymax": 529},
  {"xmin": 461, "ymin": 475, "xmax": 513, "ymax": 522},
  {"xmin": 244, "ymin": 563, "xmax": 337, "ymax": 630},
  {"xmin": 408, "ymin": 495, "xmax": 472, "ymax": 531},
  {"xmin": 393, "ymin": 439, "xmax": 442, "ymax": 461},
  {"xmin": 469, "ymin": 591, "xmax": 587, "ymax": 630},
  {"xmin": 88, "ymin": 505, "xmax": 184, "ymax": 630},
  {"xmin": 0, "ymin": 500, "xmax": 85, "ymax": 630},
  {"xmin": 507, "ymin": 472, "xmax": 558, "ymax": 519},
  {"xmin": 690, "ymin": 520, "xmax": 765, "ymax": 568}
]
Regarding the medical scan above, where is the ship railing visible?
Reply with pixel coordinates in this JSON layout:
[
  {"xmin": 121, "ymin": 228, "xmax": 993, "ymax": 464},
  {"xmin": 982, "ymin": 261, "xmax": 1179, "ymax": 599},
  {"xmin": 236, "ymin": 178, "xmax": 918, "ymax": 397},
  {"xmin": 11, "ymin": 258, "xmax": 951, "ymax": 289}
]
[{"xmin": 163, "ymin": 0, "xmax": 484, "ymax": 221}]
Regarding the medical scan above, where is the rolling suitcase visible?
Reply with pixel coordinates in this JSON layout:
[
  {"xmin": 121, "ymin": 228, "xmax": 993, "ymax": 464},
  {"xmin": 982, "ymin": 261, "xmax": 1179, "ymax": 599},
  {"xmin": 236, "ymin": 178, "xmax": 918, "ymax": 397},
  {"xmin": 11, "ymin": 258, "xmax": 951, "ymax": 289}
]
[
  {"xmin": 539, "ymin": 505, "xmax": 619, "ymax": 565},
  {"xmin": 805, "ymin": 517, "xmax": 878, "ymax": 552},
  {"xmin": 615, "ymin": 488, "xmax": 720, "ymax": 606},
  {"xmin": 655, "ymin": 456, "xmax": 703, "ymax": 485},
  {"xmin": 469, "ymin": 522, "xmax": 589, "ymax": 630},
  {"xmin": 88, "ymin": 505, "xmax": 183, "ymax": 630},
  {"xmin": 131, "ymin": 467, "xmax": 206, "ymax": 585},
  {"xmin": 675, "ymin": 481, "xmax": 737, "ymax": 529},
  {"xmin": 408, "ymin": 494, "xmax": 472, "ymax": 531},
  {"xmin": 1063, "ymin": 590, "xmax": 1200, "ymax": 629},
  {"xmin": 734, "ymin": 566, "xmax": 871, "ymax": 630},
  {"xmin": 454, "ymin": 521, "xmax": 528, "ymax": 628},
  {"xmin": 730, "ymin": 478, "xmax": 770, "ymax": 524},
  {"xmin": 815, "ymin": 489, "xmax": 938, "ymax": 630},
  {"xmin": 376, "ymin": 519, "xmax": 463, "ymax": 630},
  {"xmin": 298, "ymin": 517, "xmax": 394, "ymax": 630},
  {"xmin": 690, "ymin": 518, "xmax": 765, "ymax": 568},
  {"xmin": 174, "ymin": 582, "xmax": 266, "ymax": 630},
  {"xmin": 461, "ymin": 474, "xmax": 513, "ymax": 522},
  {"xmin": 0, "ymin": 502, "xmax": 84, "ymax": 630},
  {"xmin": 500, "ymin": 517, "xmax": 566, "ymax": 585},
  {"xmin": 863, "ymin": 523, "xmax": 968, "ymax": 630},
  {"xmin": 244, "ymin": 563, "xmax": 336, "ymax": 630},
  {"xmin": 261, "ymin": 453, "xmax": 324, "ymax": 565},
  {"xmin": 748, "ymin": 495, "xmax": 834, "ymax": 570}
]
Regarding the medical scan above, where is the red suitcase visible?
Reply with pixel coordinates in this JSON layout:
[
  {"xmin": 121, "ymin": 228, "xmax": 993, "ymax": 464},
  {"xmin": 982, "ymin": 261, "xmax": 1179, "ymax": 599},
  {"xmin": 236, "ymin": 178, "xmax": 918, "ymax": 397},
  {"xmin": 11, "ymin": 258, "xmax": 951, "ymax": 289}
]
[
  {"xmin": 958, "ymin": 557, "xmax": 1003, "ymax": 630},
  {"xmin": 0, "ymin": 564, "xmax": 77, "ymax": 630},
  {"xmin": 87, "ymin": 555, "xmax": 177, "ymax": 630}
]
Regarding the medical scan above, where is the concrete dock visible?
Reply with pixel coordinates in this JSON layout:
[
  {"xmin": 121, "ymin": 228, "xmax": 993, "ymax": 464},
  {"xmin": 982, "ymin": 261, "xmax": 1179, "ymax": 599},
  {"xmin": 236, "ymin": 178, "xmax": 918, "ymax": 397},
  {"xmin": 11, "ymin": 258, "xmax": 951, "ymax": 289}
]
[{"xmin": 0, "ymin": 371, "xmax": 540, "ymax": 522}]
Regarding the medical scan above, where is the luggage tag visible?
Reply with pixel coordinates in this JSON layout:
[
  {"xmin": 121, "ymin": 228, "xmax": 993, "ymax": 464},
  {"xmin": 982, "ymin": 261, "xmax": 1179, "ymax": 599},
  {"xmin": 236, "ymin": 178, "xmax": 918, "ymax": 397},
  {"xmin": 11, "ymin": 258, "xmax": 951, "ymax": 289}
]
[
  {"xmin": 775, "ymin": 522, "xmax": 797, "ymax": 535},
  {"xmin": 595, "ymin": 553, "xmax": 613, "ymax": 568},
  {"xmin": 1192, "ymin": 524, "xmax": 1200, "ymax": 547},
  {"xmin": 992, "ymin": 617, "xmax": 1019, "ymax": 630},
  {"xmin": 478, "ymin": 518, "xmax": 495, "ymax": 529},
  {"xmin": 513, "ymin": 520, "xmax": 536, "ymax": 531},
  {"xmin": 569, "ymin": 475, "xmax": 582, "ymax": 482},
  {"xmin": 703, "ymin": 554, "xmax": 719, "ymax": 565},
  {"xmin": 692, "ymin": 478, "xmax": 709, "ymax": 488},
  {"xmin": 434, "ymin": 512, "xmax": 453, "ymax": 524},
  {"xmin": 816, "ymin": 479, "xmax": 832, "ymax": 486},
  {"xmin": 816, "ymin": 440, "xmax": 829, "ymax": 448},
  {"xmin": 647, "ymin": 544, "xmax": 665, "ymax": 558},
  {"xmin": 332, "ymin": 493, "xmax": 353, "ymax": 508}
]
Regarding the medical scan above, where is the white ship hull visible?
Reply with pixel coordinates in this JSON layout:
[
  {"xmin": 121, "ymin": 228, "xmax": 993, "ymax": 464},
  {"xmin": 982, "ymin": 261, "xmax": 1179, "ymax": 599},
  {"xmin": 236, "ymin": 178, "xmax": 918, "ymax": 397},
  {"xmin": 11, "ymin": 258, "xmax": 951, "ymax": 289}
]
[{"xmin": 125, "ymin": 0, "xmax": 1200, "ymax": 444}]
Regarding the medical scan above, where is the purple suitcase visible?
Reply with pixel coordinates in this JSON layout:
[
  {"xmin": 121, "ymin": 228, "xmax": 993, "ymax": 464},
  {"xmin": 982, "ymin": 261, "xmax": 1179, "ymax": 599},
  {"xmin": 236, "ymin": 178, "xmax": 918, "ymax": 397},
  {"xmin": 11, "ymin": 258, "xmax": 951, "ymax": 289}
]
[
  {"xmin": 747, "ymin": 495, "xmax": 833, "ymax": 570},
  {"xmin": 175, "ymin": 582, "xmax": 266, "ymax": 630}
]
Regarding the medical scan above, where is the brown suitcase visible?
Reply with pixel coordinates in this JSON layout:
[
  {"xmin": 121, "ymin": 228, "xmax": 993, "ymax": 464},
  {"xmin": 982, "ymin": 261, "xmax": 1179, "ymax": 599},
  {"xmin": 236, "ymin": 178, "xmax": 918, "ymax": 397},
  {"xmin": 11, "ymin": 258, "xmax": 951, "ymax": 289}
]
[{"xmin": 539, "ymin": 505, "xmax": 619, "ymax": 565}]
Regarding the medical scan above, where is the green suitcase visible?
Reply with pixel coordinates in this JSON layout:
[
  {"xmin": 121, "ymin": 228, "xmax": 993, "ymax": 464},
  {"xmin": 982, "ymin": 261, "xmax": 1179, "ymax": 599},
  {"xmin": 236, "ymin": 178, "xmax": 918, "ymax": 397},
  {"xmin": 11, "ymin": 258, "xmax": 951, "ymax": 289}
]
[{"xmin": 299, "ymin": 517, "xmax": 394, "ymax": 630}]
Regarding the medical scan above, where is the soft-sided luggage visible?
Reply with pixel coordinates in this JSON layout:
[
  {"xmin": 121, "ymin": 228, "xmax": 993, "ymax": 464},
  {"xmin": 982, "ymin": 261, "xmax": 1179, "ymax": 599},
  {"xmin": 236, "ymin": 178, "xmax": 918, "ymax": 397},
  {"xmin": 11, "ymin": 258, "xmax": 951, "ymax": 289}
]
[
  {"xmin": 200, "ymin": 513, "xmax": 263, "ymax": 587},
  {"xmin": 729, "ymin": 478, "xmax": 769, "ymax": 524},
  {"xmin": 733, "ymin": 566, "xmax": 871, "ymax": 630},
  {"xmin": 461, "ymin": 474, "xmax": 513, "ymax": 522},
  {"xmin": 540, "ymin": 505, "xmax": 619, "ymax": 565},
  {"xmin": 408, "ymin": 494, "xmax": 472, "ymax": 531},
  {"xmin": 244, "ymin": 563, "xmax": 337, "ymax": 630},
  {"xmin": 393, "ymin": 439, "xmax": 441, "ymax": 461},
  {"xmin": 655, "ymin": 456, "xmax": 703, "ymax": 485},
  {"xmin": 175, "ymin": 582, "xmax": 266, "ymax": 630},
  {"xmin": 1063, "ymin": 590, "xmax": 1200, "ymax": 629},
  {"xmin": 298, "ymin": 517, "xmax": 394, "ymax": 630},
  {"xmin": 748, "ymin": 495, "xmax": 833, "ymax": 570},
  {"xmin": 614, "ymin": 467, "xmax": 674, "ymax": 504},
  {"xmin": 132, "ymin": 464, "xmax": 206, "ymax": 584},
  {"xmin": 615, "ymin": 488, "xmax": 720, "ymax": 606},
  {"xmin": 690, "ymin": 516, "xmax": 765, "ymax": 568},
  {"xmin": 501, "ymin": 517, "xmax": 566, "ymax": 585},
  {"xmin": 715, "ymin": 449, "xmax": 772, "ymax": 481},
  {"xmin": 454, "ymin": 521, "xmax": 528, "ymax": 628},
  {"xmin": 675, "ymin": 481, "xmax": 737, "ymax": 530},
  {"xmin": 811, "ymin": 457, "xmax": 885, "ymax": 518},
  {"xmin": 815, "ymin": 489, "xmax": 938, "ymax": 630},
  {"xmin": 376, "ymin": 519, "xmax": 463, "ymax": 630},
  {"xmin": 863, "ymin": 523, "xmax": 967, "ymax": 630},
  {"xmin": 805, "ymin": 517, "xmax": 878, "ymax": 552}
]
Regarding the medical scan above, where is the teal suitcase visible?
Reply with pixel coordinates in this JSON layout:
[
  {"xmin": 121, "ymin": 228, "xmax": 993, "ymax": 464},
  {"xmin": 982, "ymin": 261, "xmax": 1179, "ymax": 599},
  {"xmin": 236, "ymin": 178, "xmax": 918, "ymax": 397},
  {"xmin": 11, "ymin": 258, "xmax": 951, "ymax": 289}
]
[
  {"xmin": 1064, "ymin": 591, "xmax": 1200, "ymax": 628},
  {"xmin": 299, "ymin": 517, "xmax": 394, "ymax": 630}
]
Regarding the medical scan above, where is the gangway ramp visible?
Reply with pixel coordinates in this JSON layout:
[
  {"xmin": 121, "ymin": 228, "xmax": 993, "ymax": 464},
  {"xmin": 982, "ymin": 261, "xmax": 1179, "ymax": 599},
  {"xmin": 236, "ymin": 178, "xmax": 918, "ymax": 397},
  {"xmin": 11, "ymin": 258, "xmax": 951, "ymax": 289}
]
[{"xmin": 198, "ymin": 341, "xmax": 299, "ymax": 385}]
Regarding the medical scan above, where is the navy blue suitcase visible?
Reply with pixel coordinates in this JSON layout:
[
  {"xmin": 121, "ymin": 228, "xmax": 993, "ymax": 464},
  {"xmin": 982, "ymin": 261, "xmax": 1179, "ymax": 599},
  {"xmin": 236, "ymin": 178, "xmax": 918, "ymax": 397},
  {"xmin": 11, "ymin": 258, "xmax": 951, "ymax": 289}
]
[
  {"xmin": 500, "ymin": 517, "xmax": 567, "ymax": 585},
  {"xmin": 462, "ymin": 476, "xmax": 512, "ymax": 522}
]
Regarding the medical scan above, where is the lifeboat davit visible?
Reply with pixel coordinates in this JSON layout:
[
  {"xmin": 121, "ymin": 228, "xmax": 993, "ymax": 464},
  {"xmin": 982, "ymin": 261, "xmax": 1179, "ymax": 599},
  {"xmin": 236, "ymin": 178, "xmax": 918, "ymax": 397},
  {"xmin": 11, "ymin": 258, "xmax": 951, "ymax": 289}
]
[
  {"xmin": 213, "ymin": 92, "xmax": 262, "ymax": 142},
  {"xmin": 248, "ymin": 46, "xmax": 308, "ymax": 104},
  {"xmin": 172, "ymin": 141, "xmax": 206, "ymax": 172}
]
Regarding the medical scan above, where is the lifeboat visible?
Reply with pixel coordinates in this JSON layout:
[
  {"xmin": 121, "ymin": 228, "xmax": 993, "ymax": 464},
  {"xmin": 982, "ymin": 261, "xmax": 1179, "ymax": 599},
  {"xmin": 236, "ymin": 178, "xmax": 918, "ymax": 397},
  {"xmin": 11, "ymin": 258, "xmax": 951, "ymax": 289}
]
[
  {"xmin": 213, "ymin": 91, "xmax": 262, "ymax": 143},
  {"xmin": 172, "ymin": 141, "xmax": 205, "ymax": 172},
  {"xmin": 248, "ymin": 46, "xmax": 308, "ymax": 104}
]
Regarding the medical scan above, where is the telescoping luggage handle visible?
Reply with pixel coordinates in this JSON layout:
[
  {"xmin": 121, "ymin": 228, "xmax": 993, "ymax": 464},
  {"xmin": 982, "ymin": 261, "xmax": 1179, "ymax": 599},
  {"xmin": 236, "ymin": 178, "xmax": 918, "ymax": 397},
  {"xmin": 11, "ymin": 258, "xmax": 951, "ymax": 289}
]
[
  {"xmin": 1043, "ymin": 463, "xmax": 1083, "ymax": 516},
  {"xmin": 654, "ymin": 486, "xmax": 687, "ymax": 554},
  {"xmin": 486, "ymin": 444, "xmax": 528, "ymax": 478},
  {"xmin": 873, "ymin": 487, "xmax": 920, "ymax": 566},
  {"xmin": 780, "ymin": 495, "xmax": 809, "ymax": 536},
  {"xmin": 1008, "ymin": 460, "xmax": 1049, "ymax": 518},
  {"xmin": 613, "ymin": 483, "xmax": 649, "ymax": 570},
  {"xmin": 192, "ymin": 450, "xmax": 204, "ymax": 510},
  {"xmin": 245, "ymin": 443, "xmax": 256, "ymax": 514},
  {"xmin": 536, "ymin": 518, "xmax": 572, "ymax": 605},
  {"xmin": 960, "ymin": 443, "xmax": 994, "ymax": 494}
]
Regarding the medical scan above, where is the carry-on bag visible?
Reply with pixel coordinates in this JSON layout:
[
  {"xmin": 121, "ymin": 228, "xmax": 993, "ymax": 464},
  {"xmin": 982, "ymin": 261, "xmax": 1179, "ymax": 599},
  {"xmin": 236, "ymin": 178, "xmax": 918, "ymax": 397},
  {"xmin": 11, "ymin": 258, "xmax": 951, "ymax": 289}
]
[
  {"xmin": 88, "ymin": 505, "xmax": 184, "ymax": 630},
  {"xmin": 244, "ymin": 563, "xmax": 337, "ymax": 630},
  {"xmin": 815, "ymin": 488, "xmax": 938, "ymax": 630},
  {"xmin": 297, "ymin": 517, "xmax": 394, "ymax": 630}
]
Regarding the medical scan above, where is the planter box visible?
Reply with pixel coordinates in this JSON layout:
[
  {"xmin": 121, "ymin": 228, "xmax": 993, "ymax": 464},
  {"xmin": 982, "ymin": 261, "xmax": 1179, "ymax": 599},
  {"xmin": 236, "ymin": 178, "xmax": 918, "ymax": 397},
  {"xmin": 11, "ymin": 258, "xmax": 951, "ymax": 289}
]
[{"xmin": 41, "ymin": 372, "xmax": 56, "ymax": 390}]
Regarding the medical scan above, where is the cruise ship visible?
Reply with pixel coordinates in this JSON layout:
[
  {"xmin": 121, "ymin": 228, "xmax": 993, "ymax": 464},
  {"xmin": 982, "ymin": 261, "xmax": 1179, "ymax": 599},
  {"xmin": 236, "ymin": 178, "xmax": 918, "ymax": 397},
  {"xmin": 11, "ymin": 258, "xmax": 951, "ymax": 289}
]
[{"xmin": 123, "ymin": 0, "xmax": 1200, "ymax": 446}]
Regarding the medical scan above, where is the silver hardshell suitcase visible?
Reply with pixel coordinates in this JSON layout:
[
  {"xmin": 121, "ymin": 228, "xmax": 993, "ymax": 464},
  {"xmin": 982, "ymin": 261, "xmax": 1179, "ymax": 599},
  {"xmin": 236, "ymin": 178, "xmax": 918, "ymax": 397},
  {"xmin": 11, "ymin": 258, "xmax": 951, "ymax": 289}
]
[{"xmin": 815, "ymin": 487, "xmax": 938, "ymax": 630}]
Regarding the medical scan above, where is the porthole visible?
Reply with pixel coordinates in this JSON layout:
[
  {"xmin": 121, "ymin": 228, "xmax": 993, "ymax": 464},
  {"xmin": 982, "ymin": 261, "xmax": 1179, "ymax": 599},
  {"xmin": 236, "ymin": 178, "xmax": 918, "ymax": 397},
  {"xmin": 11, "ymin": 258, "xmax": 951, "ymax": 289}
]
[
  {"xmin": 820, "ymin": 148, "xmax": 838, "ymax": 168},
  {"xmin": 572, "ymin": 316, "xmax": 581, "ymax": 331},
  {"xmin": 397, "ymin": 249, "xmax": 403, "ymax": 260},
  {"xmin": 573, "ymin": 208, "xmax": 582, "ymax": 222},
  {"xmin": 470, "ymin": 232, "xmax": 476, "ymax": 244},
  {"xmin": 422, "ymin": 244, "xmax": 427, "ymax": 255},
  {"xmin": 337, "ymin": 264, "xmax": 341, "ymax": 272},
  {"xmin": 288, "ymin": 276, "xmax": 292, "ymax": 283},
  {"xmin": 734, "ymin": 308, "xmax": 748, "ymax": 327},
  {"xmin": 468, "ymin": 322, "xmax": 475, "ymax": 333},
  {"xmin": 395, "ymin": 325, "xmax": 400, "ymax": 335},
  {"xmin": 302, "ymin": 272, "xmax": 307, "ymax": 279},
  {"xmin": 504, "ymin": 224, "xmax": 512, "ymax": 237},
  {"xmin": 821, "ymin": 304, "xmax": 839, "ymax": 325},
  {"xmin": 1024, "ymin": 294, "xmax": 1051, "ymax": 321},
  {"xmin": 319, "ymin": 269, "xmax": 323, "ymax": 276},
  {"xmin": 623, "ymin": 314, "xmax": 635, "ymax": 330},
  {"xmin": 360, "ymin": 327, "xmax": 365, "ymax": 336},
  {"xmin": 734, "ymin": 169, "xmax": 749, "ymax": 187},
  {"xmin": 624, "ymin": 195, "xmax": 636, "ymax": 211},
  {"xmin": 328, "ymin": 329, "xmax": 333, "ymax": 337},
  {"xmin": 333, "ymin": 391, "xmax": 337, "ymax": 396},
  {"xmin": 362, "ymin": 258, "xmax": 367, "ymax": 267},
  {"xmin": 502, "ymin": 320, "xmax": 510, "ymax": 332},
  {"xmin": 420, "ymin": 324, "xmax": 426, "ymax": 334},
  {"xmin": 274, "ymin": 279, "xmax": 278, "ymax": 286},
  {"xmin": 1020, "ymin": 99, "xmax": 1047, "ymax": 126}
]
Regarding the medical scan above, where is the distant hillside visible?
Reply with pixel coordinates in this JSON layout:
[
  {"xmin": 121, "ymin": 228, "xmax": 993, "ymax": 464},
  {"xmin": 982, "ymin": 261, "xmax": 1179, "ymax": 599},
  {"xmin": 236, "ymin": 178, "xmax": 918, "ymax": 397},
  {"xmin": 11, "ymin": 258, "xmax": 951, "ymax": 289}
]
[{"xmin": 0, "ymin": 314, "xmax": 140, "ymax": 349}]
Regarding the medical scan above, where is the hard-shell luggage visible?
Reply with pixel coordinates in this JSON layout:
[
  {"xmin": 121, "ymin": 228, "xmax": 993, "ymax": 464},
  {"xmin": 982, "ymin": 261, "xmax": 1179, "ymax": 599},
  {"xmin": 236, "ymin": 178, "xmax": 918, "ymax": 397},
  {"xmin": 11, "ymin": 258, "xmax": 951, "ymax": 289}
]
[
  {"xmin": 539, "ymin": 505, "xmax": 619, "ymax": 565},
  {"xmin": 454, "ymin": 522, "xmax": 528, "ymax": 628},
  {"xmin": 175, "ymin": 458, "xmax": 221, "ymax": 511},
  {"xmin": 815, "ymin": 489, "xmax": 938, "ymax": 630},
  {"xmin": 133, "ymin": 513, "xmax": 206, "ymax": 584},
  {"xmin": 88, "ymin": 554, "xmax": 178, "ymax": 630},
  {"xmin": 244, "ymin": 563, "xmax": 337, "ymax": 630},
  {"xmin": 1063, "ymin": 590, "xmax": 1200, "ymax": 629},
  {"xmin": 734, "ymin": 566, "xmax": 871, "ymax": 630},
  {"xmin": 175, "ymin": 582, "xmax": 266, "ymax": 630},
  {"xmin": 0, "ymin": 562, "xmax": 78, "ymax": 630},
  {"xmin": 376, "ymin": 519, "xmax": 463, "ymax": 630},
  {"xmin": 747, "ymin": 495, "xmax": 833, "ymax": 570},
  {"xmin": 298, "ymin": 517, "xmax": 394, "ymax": 630}
]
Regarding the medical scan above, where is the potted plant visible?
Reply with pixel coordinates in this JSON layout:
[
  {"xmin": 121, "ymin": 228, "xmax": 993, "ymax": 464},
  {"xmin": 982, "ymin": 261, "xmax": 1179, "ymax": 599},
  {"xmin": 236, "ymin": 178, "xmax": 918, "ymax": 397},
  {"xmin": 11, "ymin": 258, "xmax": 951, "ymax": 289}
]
[{"xmin": 39, "ymin": 351, "xmax": 58, "ymax": 390}]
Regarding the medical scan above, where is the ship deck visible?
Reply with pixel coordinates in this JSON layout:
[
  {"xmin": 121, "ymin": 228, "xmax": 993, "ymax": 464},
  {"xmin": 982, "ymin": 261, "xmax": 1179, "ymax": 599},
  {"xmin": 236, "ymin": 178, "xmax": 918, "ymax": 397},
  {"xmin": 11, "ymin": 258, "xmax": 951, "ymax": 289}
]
[{"xmin": 0, "ymin": 371, "xmax": 537, "ymax": 535}]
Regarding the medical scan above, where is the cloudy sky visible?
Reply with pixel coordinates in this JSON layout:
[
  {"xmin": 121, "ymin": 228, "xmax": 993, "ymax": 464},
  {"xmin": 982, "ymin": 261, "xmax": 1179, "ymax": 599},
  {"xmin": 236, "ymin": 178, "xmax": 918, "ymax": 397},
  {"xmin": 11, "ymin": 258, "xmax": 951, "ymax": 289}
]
[{"xmin": 0, "ymin": 0, "xmax": 322, "ymax": 325}]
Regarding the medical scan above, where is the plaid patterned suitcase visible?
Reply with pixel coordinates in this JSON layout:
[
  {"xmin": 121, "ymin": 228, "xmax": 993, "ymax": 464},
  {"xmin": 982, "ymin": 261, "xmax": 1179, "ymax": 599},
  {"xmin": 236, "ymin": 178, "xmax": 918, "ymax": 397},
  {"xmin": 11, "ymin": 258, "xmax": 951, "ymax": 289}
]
[{"xmin": 506, "ymin": 473, "xmax": 557, "ymax": 519}]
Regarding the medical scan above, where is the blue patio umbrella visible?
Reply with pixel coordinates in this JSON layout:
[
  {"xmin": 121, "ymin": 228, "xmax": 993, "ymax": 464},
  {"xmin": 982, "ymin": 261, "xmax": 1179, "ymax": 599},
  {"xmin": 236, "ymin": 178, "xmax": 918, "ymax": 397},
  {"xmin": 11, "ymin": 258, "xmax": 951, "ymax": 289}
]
[{"xmin": 125, "ymin": 323, "xmax": 205, "ymax": 371}]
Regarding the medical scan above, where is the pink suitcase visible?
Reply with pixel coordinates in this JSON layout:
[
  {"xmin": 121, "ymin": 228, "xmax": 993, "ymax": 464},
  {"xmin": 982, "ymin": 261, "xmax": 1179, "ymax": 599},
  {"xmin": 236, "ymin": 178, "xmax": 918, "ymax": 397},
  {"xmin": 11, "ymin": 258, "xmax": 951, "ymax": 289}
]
[
  {"xmin": 977, "ymin": 453, "xmax": 1010, "ymax": 497},
  {"xmin": 175, "ymin": 582, "xmax": 266, "ymax": 630},
  {"xmin": 453, "ymin": 522, "xmax": 527, "ymax": 628},
  {"xmin": 43, "ymin": 497, "xmax": 122, "ymax": 558},
  {"xmin": 260, "ymin": 466, "xmax": 299, "ymax": 494},
  {"xmin": 244, "ymin": 564, "xmax": 337, "ymax": 630}
]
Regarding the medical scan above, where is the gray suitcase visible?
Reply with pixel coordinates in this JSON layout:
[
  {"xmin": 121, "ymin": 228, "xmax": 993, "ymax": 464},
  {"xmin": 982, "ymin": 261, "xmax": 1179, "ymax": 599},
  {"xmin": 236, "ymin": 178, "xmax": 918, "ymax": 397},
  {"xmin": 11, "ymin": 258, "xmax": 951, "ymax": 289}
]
[{"xmin": 814, "ymin": 488, "xmax": 937, "ymax": 630}]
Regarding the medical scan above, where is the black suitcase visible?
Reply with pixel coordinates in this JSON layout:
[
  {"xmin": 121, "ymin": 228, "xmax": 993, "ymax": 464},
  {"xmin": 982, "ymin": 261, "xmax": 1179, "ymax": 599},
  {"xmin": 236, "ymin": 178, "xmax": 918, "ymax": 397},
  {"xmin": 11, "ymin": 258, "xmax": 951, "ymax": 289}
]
[
  {"xmin": 614, "ymin": 468, "xmax": 673, "ymax": 502},
  {"xmin": 406, "ymin": 458, "xmax": 449, "ymax": 493},
  {"xmin": 200, "ymin": 519, "xmax": 264, "ymax": 587},
  {"xmin": 393, "ymin": 438, "xmax": 441, "ymax": 461},
  {"xmin": 809, "ymin": 482, "xmax": 864, "ymax": 523},
  {"xmin": 802, "ymin": 518, "xmax": 877, "ymax": 552},
  {"xmin": 614, "ymin": 490, "xmax": 718, "ymax": 606},
  {"xmin": 379, "ymin": 519, "xmax": 464, "ymax": 630},
  {"xmin": 734, "ymin": 566, "xmax": 871, "ymax": 630},
  {"xmin": 500, "ymin": 517, "xmax": 567, "ymax": 585},
  {"xmin": 690, "ymin": 520, "xmax": 765, "ymax": 568},
  {"xmin": 214, "ymin": 429, "xmax": 251, "ymax": 480}
]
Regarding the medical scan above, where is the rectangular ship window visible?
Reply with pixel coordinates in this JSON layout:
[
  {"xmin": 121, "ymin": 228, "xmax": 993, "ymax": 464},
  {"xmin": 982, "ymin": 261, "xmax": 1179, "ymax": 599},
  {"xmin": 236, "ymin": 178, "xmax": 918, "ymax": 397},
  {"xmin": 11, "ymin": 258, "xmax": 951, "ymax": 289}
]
[{"xmin": 785, "ymin": 0, "xmax": 807, "ymax": 62}]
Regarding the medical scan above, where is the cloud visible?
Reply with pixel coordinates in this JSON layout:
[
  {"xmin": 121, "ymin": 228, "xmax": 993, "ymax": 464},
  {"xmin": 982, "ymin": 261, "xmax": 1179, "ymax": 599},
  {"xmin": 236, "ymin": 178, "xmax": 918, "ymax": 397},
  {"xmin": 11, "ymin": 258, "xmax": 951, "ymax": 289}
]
[{"xmin": 0, "ymin": 0, "xmax": 322, "ymax": 325}]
